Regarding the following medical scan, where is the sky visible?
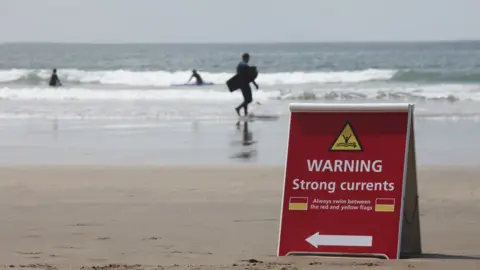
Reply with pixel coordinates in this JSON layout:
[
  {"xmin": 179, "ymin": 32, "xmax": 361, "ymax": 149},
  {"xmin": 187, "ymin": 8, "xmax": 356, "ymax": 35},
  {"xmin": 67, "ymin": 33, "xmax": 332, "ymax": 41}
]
[{"xmin": 0, "ymin": 0, "xmax": 479, "ymax": 43}]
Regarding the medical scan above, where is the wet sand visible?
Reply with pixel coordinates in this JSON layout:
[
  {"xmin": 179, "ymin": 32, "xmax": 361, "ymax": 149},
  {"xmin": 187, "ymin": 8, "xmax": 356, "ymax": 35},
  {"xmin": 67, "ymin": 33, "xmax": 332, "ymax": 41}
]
[{"xmin": 0, "ymin": 165, "xmax": 478, "ymax": 269}]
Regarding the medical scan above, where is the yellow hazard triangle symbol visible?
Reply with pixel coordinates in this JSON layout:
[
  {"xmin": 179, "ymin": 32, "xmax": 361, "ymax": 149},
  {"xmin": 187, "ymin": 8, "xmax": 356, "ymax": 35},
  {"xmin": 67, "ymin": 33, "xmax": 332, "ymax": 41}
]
[{"xmin": 329, "ymin": 121, "xmax": 363, "ymax": 152}]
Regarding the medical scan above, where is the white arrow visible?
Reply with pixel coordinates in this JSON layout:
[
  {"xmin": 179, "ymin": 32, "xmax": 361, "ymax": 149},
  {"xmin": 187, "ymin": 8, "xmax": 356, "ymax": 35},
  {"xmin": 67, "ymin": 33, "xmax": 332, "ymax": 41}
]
[{"xmin": 306, "ymin": 232, "xmax": 373, "ymax": 248}]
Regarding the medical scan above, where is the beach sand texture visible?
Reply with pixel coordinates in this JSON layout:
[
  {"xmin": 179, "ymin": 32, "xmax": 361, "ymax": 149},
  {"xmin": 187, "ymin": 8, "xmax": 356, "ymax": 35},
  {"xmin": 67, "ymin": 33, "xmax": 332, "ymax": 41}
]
[{"xmin": 0, "ymin": 165, "xmax": 478, "ymax": 269}]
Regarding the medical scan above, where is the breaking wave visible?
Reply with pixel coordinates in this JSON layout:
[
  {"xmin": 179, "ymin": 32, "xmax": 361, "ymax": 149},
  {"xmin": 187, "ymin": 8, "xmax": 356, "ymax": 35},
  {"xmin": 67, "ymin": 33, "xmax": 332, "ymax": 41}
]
[
  {"xmin": 0, "ymin": 83, "xmax": 477, "ymax": 102},
  {"xmin": 3, "ymin": 68, "xmax": 480, "ymax": 87},
  {"xmin": 391, "ymin": 70, "xmax": 480, "ymax": 83},
  {"xmin": 0, "ymin": 68, "xmax": 396, "ymax": 87}
]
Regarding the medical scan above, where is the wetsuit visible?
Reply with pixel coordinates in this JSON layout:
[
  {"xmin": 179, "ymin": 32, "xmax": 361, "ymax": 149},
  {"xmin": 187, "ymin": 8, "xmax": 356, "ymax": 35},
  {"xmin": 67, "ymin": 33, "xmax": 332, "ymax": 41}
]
[
  {"xmin": 192, "ymin": 73, "xmax": 204, "ymax": 85},
  {"xmin": 236, "ymin": 61, "xmax": 253, "ymax": 115},
  {"xmin": 49, "ymin": 74, "xmax": 61, "ymax": 87}
]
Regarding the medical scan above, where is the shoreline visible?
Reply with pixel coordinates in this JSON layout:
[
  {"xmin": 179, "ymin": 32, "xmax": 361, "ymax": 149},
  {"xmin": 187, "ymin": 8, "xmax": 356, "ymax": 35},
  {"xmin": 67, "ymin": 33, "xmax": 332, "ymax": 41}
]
[{"xmin": 0, "ymin": 117, "xmax": 479, "ymax": 167}]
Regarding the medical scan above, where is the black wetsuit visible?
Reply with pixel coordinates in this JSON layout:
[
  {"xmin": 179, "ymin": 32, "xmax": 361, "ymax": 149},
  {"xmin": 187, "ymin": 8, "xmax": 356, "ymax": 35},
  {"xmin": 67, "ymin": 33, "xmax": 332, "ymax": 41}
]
[
  {"xmin": 192, "ymin": 73, "xmax": 203, "ymax": 85},
  {"xmin": 49, "ymin": 74, "xmax": 61, "ymax": 87},
  {"xmin": 236, "ymin": 61, "xmax": 252, "ymax": 114}
]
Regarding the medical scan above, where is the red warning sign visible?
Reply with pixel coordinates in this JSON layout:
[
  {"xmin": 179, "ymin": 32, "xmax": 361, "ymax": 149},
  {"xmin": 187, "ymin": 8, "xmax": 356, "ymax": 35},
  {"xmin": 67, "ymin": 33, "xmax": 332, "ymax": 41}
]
[{"xmin": 277, "ymin": 103, "xmax": 421, "ymax": 259}]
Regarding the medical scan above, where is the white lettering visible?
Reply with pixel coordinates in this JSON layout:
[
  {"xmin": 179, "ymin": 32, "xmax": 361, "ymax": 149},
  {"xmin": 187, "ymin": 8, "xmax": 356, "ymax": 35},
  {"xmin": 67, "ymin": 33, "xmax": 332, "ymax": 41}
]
[
  {"xmin": 307, "ymin": 159, "xmax": 323, "ymax": 172},
  {"xmin": 344, "ymin": 160, "xmax": 354, "ymax": 172},
  {"xmin": 313, "ymin": 199, "xmax": 331, "ymax": 204},
  {"xmin": 334, "ymin": 160, "xmax": 343, "ymax": 172},
  {"xmin": 306, "ymin": 159, "xmax": 383, "ymax": 173},
  {"xmin": 291, "ymin": 178, "xmax": 336, "ymax": 193},
  {"xmin": 293, "ymin": 179, "xmax": 395, "ymax": 192},
  {"xmin": 293, "ymin": 178, "xmax": 300, "ymax": 190},
  {"xmin": 340, "ymin": 181, "xmax": 394, "ymax": 191},
  {"xmin": 324, "ymin": 160, "xmax": 333, "ymax": 172}
]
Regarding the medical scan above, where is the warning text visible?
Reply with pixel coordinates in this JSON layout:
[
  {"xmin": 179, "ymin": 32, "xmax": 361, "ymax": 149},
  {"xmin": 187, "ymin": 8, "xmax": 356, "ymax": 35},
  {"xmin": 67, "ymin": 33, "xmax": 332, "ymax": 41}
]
[
  {"xmin": 309, "ymin": 198, "xmax": 374, "ymax": 212},
  {"xmin": 307, "ymin": 159, "xmax": 383, "ymax": 173},
  {"xmin": 292, "ymin": 178, "xmax": 395, "ymax": 193}
]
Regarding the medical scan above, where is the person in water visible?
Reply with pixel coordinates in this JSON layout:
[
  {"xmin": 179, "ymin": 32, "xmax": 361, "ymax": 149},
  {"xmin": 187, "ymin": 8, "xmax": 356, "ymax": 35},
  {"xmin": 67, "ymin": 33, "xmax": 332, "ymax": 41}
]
[
  {"xmin": 235, "ymin": 53, "xmax": 258, "ymax": 117},
  {"xmin": 187, "ymin": 69, "xmax": 204, "ymax": 85},
  {"xmin": 49, "ymin": 69, "xmax": 62, "ymax": 87}
]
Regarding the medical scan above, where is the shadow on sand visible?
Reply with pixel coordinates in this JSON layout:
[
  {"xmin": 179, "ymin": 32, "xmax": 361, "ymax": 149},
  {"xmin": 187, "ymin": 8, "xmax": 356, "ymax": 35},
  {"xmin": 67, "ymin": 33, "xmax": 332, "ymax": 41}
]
[
  {"xmin": 403, "ymin": 253, "xmax": 480, "ymax": 260},
  {"xmin": 287, "ymin": 252, "xmax": 480, "ymax": 261}
]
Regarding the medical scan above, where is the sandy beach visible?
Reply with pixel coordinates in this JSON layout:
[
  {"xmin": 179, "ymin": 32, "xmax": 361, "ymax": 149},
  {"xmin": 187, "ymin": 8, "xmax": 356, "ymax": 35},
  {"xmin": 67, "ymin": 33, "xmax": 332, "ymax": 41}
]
[{"xmin": 0, "ymin": 165, "xmax": 478, "ymax": 269}]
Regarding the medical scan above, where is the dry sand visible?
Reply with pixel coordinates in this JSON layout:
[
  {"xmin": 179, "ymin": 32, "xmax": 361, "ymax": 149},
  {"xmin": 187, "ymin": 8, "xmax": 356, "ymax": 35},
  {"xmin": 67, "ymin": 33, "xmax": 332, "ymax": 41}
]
[{"xmin": 0, "ymin": 165, "xmax": 478, "ymax": 269}]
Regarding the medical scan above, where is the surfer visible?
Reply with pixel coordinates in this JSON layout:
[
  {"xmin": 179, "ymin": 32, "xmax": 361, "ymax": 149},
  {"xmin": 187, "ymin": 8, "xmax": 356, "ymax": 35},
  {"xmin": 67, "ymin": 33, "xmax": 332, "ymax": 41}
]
[
  {"xmin": 187, "ymin": 69, "xmax": 204, "ymax": 85},
  {"xmin": 234, "ymin": 53, "xmax": 259, "ymax": 117},
  {"xmin": 48, "ymin": 69, "xmax": 62, "ymax": 87}
]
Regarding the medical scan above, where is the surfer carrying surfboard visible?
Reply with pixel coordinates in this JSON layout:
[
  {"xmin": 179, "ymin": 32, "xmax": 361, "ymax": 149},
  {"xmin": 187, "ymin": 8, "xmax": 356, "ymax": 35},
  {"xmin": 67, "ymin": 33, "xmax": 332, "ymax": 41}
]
[
  {"xmin": 187, "ymin": 69, "xmax": 204, "ymax": 85},
  {"xmin": 234, "ymin": 53, "xmax": 259, "ymax": 117}
]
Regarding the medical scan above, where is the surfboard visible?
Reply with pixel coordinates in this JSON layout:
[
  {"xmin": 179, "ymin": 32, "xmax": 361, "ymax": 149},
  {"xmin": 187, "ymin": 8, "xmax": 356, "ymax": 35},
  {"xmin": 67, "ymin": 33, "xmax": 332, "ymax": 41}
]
[
  {"xmin": 170, "ymin": 82, "xmax": 214, "ymax": 87},
  {"xmin": 226, "ymin": 66, "xmax": 258, "ymax": 92}
]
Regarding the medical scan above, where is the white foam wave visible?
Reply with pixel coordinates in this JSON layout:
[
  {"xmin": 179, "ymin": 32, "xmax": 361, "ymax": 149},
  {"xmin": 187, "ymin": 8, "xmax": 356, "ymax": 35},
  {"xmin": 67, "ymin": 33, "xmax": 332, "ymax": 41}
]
[
  {"xmin": 0, "ymin": 84, "xmax": 479, "ymax": 122},
  {"xmin": 0, "ymin": 83, "xmax": 478, "ymax": 103},
  {"xmin": 0, "ymin": 68, "xmax": 396, "ymax": 87},
  {"xmin": 277, "ymin": 84, "xmax": 480, "ymax": 102}
]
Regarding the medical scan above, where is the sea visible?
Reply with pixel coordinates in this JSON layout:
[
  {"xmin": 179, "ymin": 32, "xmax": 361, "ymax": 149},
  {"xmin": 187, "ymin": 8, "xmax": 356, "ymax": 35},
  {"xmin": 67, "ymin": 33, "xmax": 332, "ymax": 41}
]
[{"xmin": 0, "ymin": 42, "xmax": 479, "ymax": 165}]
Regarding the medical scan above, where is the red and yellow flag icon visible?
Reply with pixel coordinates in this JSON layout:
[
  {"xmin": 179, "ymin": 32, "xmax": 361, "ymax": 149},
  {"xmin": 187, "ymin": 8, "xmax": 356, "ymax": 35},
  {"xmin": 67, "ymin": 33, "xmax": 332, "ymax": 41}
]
[
  {"xmin": 288, "ymin": 197, "xmax": 308, "ymax": 211},
  {"xmin": 375, "ymin": 198, "xmax": 395, "ymax": 212}
]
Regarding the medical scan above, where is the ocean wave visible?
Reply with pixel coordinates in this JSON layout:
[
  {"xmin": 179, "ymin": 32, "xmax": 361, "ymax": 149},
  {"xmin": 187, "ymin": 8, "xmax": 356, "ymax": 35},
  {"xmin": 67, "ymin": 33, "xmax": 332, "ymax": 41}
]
[
  {"xmin": 0, "ymin": 68, "xmax": 395, "ymax": 87},
  {"xmin": 391, "ymin": 70, "xmax": 480, "ymax": 83},
  {"xmin": 0, "ymin": 84, "xmax": 477, "ymax": 102},
  {"xmin": 2, "ymin": 68, "xmax": 480, "ymax": 87}
]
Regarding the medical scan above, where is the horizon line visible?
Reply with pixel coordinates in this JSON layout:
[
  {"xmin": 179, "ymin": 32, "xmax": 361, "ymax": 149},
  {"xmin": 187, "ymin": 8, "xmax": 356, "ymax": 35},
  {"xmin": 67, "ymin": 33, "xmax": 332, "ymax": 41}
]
[{"xmin": 1, "ymin": 39, "xmax": 480, "ymax": 45}]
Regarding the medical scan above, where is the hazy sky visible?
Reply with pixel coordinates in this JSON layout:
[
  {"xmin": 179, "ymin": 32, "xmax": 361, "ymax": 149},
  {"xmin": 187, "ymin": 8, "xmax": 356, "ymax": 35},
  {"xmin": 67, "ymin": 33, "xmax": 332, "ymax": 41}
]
[{"xmin": 1, "ymin": 0, "xmax": 478, "ymax": 43}]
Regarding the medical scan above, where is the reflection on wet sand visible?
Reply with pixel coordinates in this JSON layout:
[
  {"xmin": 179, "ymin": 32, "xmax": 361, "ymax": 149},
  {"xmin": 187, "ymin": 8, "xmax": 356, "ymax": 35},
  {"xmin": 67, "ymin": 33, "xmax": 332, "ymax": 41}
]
[{"xmin": 230, "ymin": 120, "xmax": 257, "ymax": 160}]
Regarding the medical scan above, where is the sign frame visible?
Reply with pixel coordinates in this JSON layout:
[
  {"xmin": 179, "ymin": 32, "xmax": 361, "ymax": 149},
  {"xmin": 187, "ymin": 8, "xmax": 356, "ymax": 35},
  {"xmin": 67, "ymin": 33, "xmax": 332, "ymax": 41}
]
[{"xmin": 277, "ymin": 103, "xmax": 422, "ymax": 260}]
